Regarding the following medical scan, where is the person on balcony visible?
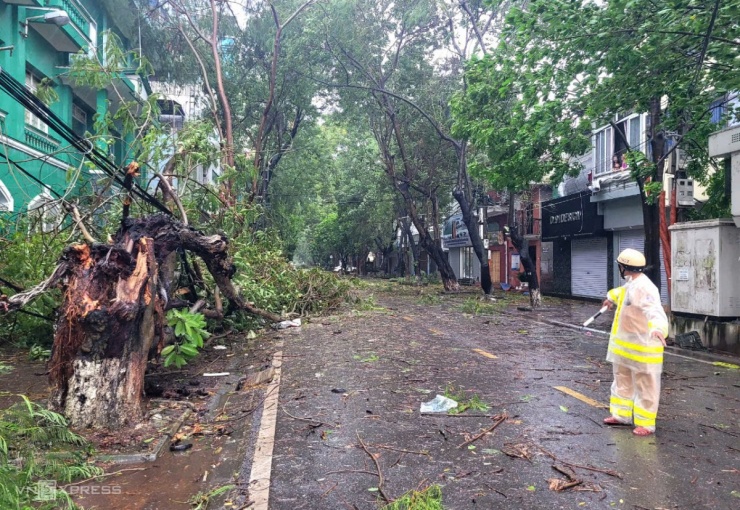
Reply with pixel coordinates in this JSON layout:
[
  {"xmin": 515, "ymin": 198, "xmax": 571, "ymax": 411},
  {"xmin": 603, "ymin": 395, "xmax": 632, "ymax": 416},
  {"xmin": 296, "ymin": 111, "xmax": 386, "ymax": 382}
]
[
  {"xmin": 601, "ymin": 248, "xmax": 668, "ymax": 436},
  {"xmin": 611, "ymin": 154, "xmax": 623, "ymax": 171}
]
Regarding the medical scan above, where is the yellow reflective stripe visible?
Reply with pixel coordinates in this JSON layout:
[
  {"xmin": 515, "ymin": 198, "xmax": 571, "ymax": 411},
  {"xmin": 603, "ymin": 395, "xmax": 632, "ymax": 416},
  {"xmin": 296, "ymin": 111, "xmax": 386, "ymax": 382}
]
[
  {"xmin": 634, "ymin": 415, "xmax": 655, "ymax": 427},
  {"xmin": 609, "ymin": 347, "xmax": 663, "ymax": 364},
  {"xmin": 612, "ymin": 338, "xmax": 664, "ymax": 354},
  {"xmin": 610, "ymin": 407, "xmax": 632, "ymax": 418},
  {"xmin": 634, "ymin": 406, "xmax": 657, "ymax": 419},
  {"xmin": 609, "ymin": 287, "xmax": 626, "ymax": 337},
  {"xmin": 610, "ymin": 396, "xmax": 634, "ymax": 408},
  {"xmin": 608, "ymin": 287, "xmax": 624, "ymax": 303},
  {"xmin": 647, "ymin": 321, "xmax": 668, "ymax": 335}
]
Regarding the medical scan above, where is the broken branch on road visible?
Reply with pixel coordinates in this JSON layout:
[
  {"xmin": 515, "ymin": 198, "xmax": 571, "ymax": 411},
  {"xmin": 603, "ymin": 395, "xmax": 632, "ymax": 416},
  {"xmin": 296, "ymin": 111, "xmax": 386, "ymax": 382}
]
[
  {"xmin": 280, "ymin": 404, "xmax": 331, "ymax": 428},
  {"xmin": 357, "ymin": 432, "xmax": 391, "ymax": 504},
  {"xmin": 458, "ymin": 413, "xmax": 508, "ymax": 449},
  {"xmin": 536, "ymin": 444, "xmax": 622, "ymax": 479}
]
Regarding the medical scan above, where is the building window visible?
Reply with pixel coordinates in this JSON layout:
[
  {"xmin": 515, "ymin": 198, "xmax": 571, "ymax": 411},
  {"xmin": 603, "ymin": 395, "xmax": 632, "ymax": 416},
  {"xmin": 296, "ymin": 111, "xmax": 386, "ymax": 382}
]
[
  {"xmin": 594, "ymin": 126, "xmax": 612, "ymax": 176},
  {"xmin": 25, "ymin": 71, "xmax": 49, "ymax": 133},
  {"xmin": 628, "ymin": 116, "xmax": 641, "ymax": 151},
  {"xmin": 72, "ymin": 103, "xmax": 88, "ymax": 137},
  {"xmin": 0, "ymin": 179, "xmax": 12, "ymax": 212},
  {"xmin": 27, "ymin": 192, "xmax": 62, "ymax": 232}
]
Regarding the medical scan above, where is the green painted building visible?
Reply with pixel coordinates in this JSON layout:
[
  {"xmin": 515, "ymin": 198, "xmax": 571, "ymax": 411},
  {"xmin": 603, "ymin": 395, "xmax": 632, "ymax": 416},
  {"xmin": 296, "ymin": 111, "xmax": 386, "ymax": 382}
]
[{"xmin": 0, "ymin": 0, "xmax": 147, "ymax": 227}]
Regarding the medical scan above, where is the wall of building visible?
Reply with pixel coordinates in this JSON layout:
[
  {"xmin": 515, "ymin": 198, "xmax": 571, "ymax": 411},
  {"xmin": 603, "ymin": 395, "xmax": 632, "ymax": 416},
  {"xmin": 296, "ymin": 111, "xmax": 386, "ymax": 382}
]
[{"xmin": 0, "ymin": 0, "xmax": 143, "ymax": 217}]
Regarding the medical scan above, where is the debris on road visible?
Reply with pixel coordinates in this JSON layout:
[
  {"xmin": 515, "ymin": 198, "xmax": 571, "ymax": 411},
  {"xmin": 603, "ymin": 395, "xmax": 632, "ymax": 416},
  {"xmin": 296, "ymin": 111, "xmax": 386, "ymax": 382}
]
[
  {"xmin": 548, "ymin": 464, "xmax": 583, "ymax": 491},
  {"xmin": 675, "ymin": 331, "xmax": 705, "ymax": 350},
  {"xmin": 169, "ymin": 441, "xmax": 192, "ymax": 452},
  {"xmin": 472, "ymin": 348, "xmax": 498, "ymax": 359},
  {"xmin": 458, "ymin": 413, "xmax": 508, "ymax": 448},
  {"xmin": 713, "ymin": 361, "xmax": 739, "ymax": 370},
  {"xmin": 274, "ymin": 318, "xmax": 302, "ymax": 329},
  {"xmin": 420, "ymin": 394, "xmax": 458, "ymax": 413}
]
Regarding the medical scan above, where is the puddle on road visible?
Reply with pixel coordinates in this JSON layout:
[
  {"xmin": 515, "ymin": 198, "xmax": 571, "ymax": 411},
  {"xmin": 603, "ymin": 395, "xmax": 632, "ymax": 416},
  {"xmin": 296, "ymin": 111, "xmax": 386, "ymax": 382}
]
[{"xmin": 72, "ymin": 416, "xmax": 251, "ymax": 509}]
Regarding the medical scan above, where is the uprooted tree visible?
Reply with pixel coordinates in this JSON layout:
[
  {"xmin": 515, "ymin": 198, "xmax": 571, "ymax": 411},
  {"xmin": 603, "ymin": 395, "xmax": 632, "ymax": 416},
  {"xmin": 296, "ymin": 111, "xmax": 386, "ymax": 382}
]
[{"xmin": 1, "ymin": 210, "xmax": 281, "ymax": 430}]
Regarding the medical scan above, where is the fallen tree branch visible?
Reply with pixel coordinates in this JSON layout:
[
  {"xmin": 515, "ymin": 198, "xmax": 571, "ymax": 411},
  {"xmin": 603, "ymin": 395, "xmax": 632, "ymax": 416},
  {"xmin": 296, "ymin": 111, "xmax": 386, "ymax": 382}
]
[
  {"xmin": 537, "ymin": 445, "xmax": 622, "ymax": 479},
  {"xmin": 154, "ymin": 170, "xmax": 188, "ymax": 226},
  {"xmin": 325, "ymin": 469, "xmax": 379, "ymax": 477},
  {"xmin": 357, "ymin": 432, "xmax": 390, "ymax": 504},
  {"xmin": 64, "ymin": 202, "xmax": 96, "ymax": 243},
  {"xmin": 0, "ymin": 261, "xmax": 70, "ymax": 311},
  {"xmin": 280, "ymin": 404, "xmax": 331, "ymax": 427},
  {"xmin": 458, "ymin": 413, "xmax": 508, "ymax": 449},
  {"xmin": 699, "ymin": 423, "xmax": 739, "ymax": 437},
  {"xmin": 60, "ymin": 467, "xmax": 147, "ymax": 488},
  {"xmin": 372, "ymin": 444, "xmax": 429, "ymax": 456}
]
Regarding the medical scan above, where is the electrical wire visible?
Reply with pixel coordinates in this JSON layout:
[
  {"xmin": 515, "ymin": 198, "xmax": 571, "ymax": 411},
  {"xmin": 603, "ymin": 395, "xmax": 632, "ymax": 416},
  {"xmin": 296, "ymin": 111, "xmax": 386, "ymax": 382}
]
[{"xmin": 0, "ymin": 66, "xmax": 171, "ymax": 215}]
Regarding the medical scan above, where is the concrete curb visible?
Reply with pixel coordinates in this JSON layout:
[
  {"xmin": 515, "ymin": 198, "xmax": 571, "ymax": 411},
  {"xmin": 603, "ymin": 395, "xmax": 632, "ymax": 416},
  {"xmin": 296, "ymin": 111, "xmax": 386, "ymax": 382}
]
[
  {"xmin": 539, "ymin": 317, "xmax": 739, "ymax": 365},
  {"xmin": 94, "ymin": 407, "xmax": 192, "ymax": 465}
]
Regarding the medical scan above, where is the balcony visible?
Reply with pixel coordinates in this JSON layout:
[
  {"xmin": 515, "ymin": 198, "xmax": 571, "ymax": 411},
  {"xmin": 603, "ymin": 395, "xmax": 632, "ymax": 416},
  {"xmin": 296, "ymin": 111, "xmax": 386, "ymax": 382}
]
[
  {"xmin": 25, "ymin": 0, "xmax": 93, "ymax": 53},
  {"xmin": 4, "ymin": 0, "xmax": 42, "ymax": 6},
  {"xmin": 25, "ymin": 127, "xmax": 61, "ymax": 153}
]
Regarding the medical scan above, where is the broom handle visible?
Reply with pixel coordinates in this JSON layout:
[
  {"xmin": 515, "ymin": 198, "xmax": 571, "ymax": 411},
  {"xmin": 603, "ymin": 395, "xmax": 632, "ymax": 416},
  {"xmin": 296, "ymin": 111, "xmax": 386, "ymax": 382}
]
[{"xmin": 583, "ymin": 306, "xmax": 608, "ymax": 327}]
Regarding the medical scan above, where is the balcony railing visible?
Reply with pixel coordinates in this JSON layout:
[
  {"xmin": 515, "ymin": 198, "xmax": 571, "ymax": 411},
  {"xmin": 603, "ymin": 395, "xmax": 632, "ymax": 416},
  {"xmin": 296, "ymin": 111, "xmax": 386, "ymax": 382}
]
[
  {"xmin": 47, "ymin": 0, "xmax": 91, "ymax": 36},
  {"xmin": 30, "ymin": 0, "xmax": 93, "ymax": 51},
  {"xmin": 525, "ymin": 218, "xmax": 541, "ymax": 236},
  {"xmin": 25, "ymin": 127, "xmax": 61, "ymax": 153}
]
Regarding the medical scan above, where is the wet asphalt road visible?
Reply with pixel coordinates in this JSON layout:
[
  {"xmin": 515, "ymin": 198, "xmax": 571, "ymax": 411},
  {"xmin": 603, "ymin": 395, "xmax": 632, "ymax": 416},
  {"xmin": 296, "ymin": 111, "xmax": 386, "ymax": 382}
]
[{"xmin": 269, "ymin": 287, "xmax": 739, "ymax": 509}]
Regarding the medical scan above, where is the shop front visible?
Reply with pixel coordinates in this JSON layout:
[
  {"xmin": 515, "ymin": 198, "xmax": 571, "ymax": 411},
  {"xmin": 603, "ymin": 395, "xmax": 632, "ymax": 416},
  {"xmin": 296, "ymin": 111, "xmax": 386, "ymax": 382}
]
[
  {"xmin": 541, "ymin": 192, "xmax": 607, "ymax": 299},
  {"xmin": 442, "ymin": 215, "xmax": 481, "ymax": 283},
  {"xmin": 596, "ymin": 193, "xmax": 669, "ymax": 304}
]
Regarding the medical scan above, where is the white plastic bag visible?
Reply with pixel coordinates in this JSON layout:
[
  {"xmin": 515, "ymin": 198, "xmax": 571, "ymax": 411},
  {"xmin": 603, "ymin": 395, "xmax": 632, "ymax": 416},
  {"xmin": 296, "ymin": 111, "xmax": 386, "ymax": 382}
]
[
  {"xmin": 274, "ymin": 318, "xmax": 302, "ymax": 329},
  {"xmin": 420, "ymin": 394, "xmax": 458, "ymax": 413}
]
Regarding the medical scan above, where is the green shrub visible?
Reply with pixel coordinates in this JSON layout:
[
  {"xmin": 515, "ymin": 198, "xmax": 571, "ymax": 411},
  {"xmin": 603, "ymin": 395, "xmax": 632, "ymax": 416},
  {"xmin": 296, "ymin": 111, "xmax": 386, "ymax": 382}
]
[
  {"xmin": 0, "ymin": 219, "xmax": 65, "ymax": 348},
  {"xmin": 161, "ymin": 309, "xmax": 210, "ymax": 368},
  {"xmin": 0, "ymin": 395, "xmax": 102, "ymax": 509}
]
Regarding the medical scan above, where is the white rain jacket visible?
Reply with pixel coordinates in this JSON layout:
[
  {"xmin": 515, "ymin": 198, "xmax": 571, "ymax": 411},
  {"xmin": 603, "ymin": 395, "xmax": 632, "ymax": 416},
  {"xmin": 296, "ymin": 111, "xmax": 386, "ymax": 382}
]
[{"xmin": 605, "ymin": 274, "xmax": 669, "ymax": 375}]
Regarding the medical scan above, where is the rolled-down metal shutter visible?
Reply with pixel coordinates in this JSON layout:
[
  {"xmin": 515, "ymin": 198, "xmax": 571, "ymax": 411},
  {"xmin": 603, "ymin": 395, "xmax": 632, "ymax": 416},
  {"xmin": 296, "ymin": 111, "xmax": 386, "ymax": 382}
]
[
  {"xmin": 617, "ymin": 230, "xmax": 669, "ymax": 305},
  {"xmin": 571, "ymin": 237, "xmax": 608, "ymax": 298}
]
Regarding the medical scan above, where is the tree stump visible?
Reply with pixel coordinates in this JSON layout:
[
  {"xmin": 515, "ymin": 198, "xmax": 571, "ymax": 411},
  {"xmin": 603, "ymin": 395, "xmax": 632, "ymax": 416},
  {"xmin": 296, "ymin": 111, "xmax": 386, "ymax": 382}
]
[
  {"xmin": 50, "ymin": 238, "xmax": 161, "ymax": 429},
  {"xmin": 3, "ymin": 214, "xmax": 283, "ymax": 430}
]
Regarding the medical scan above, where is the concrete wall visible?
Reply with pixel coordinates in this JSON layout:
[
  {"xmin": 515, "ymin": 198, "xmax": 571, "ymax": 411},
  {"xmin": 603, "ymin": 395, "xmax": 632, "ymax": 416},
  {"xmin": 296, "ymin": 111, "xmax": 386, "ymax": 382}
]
[{"xmin": 671, "ymin": 315, "xmax": 740, "ymax": 356}]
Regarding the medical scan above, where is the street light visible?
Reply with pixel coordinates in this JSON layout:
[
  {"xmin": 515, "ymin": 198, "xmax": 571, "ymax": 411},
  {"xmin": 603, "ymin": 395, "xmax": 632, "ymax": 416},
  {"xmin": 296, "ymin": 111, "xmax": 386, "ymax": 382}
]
[{"xmin": 20, "ymin": 9, "xmax": 71, "ymax": 38}]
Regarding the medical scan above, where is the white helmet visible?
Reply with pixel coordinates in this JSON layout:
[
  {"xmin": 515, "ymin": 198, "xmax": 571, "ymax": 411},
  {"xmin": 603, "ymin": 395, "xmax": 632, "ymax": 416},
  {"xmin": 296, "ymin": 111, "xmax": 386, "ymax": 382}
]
[{"xmin": 617, "ymin": 248, "xmax": 646, "ymax": 270}]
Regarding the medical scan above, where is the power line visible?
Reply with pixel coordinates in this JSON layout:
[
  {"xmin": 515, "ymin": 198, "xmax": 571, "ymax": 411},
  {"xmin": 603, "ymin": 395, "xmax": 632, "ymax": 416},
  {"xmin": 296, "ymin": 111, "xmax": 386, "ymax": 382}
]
[{"xmin": 0, "ymin": 66, "xmax": 171, "ymax": 215}]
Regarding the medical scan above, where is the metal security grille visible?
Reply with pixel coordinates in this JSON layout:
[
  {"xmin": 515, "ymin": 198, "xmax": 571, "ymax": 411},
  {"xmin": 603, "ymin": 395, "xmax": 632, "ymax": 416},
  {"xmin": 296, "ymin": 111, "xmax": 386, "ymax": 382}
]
[
  {"xmin": 571, "ymin": 237, "xmax": 608, "ymax": 298},
  {"xmin": 617, "ymin": 230, "xmax": 669, "ymax": 305}
]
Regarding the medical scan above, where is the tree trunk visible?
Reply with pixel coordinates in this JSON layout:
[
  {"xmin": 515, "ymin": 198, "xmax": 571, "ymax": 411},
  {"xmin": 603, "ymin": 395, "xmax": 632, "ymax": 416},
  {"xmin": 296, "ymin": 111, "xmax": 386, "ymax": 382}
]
[
  {"xmin": 21, "ymin": 214, "xmax": 282, "ymax": 430},
  {"xmin": 401, "ymin": 217, "xmax": 421, "ymax": 282},
  {"xmin": 644, "ymin": 97, "xmax": 665, "ymax": 292},
  {"xmin": 50, "ymin": 240, "xmax": 161, "ymax": 429},
  {"xmin": 507, "ymin": 192, "xmax": 540, "ymax": 308},
  {"xmin": 508, "ymin": 224, "xmax": 541, "ymax": 308},
  {"xmin": 419, "ymin": 235, "xmax": 458, "ymax": 291},
  {"xmin": 452, "ymin": 187, "xmax": 492, "ymax": 295}
]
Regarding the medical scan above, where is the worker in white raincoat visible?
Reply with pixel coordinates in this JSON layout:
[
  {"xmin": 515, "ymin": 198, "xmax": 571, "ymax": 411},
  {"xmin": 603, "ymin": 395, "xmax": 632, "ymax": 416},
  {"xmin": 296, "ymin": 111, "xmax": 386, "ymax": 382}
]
[{"xmin": 602, "ymin": 248, "xmax": 669, "ymax": 436}]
